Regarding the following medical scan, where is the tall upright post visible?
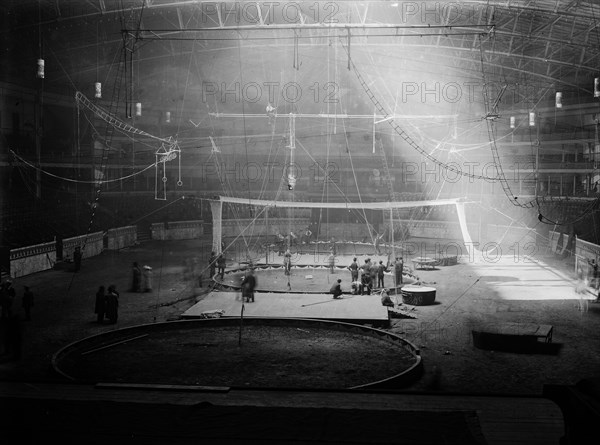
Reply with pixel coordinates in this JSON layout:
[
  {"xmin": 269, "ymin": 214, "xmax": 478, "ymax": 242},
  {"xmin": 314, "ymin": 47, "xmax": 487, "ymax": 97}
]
[
  {"xmin": 210, "ymin": 199, "xmax": 223, "ymax": 254},
  {"xmin": 390, "ymin": 205, "xmax": 395, "ymax": 284}
]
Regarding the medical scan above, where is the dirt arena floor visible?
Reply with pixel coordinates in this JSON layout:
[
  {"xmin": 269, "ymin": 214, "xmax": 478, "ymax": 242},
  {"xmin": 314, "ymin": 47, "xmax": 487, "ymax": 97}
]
[{"xmin": 1, "ymin": 235, "xmax": 599, "ymax": 395}]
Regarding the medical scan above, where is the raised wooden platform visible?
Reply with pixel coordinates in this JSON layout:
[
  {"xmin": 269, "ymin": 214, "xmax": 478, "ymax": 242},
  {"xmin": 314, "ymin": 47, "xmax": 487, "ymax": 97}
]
[
  {"xmin": 472, "ymin": 322, "xmax": 554, "ymax": 352},
  {"xmin": 182, "ymin": 291, "xmax": 391, "ymax": 327}
]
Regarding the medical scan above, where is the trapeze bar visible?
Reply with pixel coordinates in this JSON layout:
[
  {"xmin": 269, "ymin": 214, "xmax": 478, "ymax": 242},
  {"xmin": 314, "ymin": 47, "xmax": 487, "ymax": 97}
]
[{"xmin": 208, "ymin": 112, "xmax": 458, "ymax": 119}]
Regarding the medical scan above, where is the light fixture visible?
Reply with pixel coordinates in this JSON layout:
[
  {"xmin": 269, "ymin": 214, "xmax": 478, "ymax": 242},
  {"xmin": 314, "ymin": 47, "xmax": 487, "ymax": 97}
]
[{"xmin": 37, "ymin": 58, "xmax": 44, "ymax": 79}]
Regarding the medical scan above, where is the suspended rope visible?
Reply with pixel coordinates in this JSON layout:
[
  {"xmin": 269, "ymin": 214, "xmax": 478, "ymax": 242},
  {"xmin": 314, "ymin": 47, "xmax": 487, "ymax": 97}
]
[
  {"xmin": 10, "ymin": 149, "xmax": 156, "ymax": 184},
  {"xmin": 338, "ymin": 39, "xmax": 497, "ymax": 181}
]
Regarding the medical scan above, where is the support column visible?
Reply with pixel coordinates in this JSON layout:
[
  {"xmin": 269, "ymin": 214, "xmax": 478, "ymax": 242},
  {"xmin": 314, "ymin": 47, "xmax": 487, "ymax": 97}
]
[{"xmin": 210, "ymin": 200, "xmax": 223, "ymax": 254}]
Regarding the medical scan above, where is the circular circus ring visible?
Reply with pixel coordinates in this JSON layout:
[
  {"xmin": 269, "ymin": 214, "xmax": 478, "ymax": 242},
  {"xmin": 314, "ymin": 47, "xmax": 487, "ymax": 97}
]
[
  {"xmin": 52, "ymin": 318, "xmax": 423, "ymax": 390},
  {"xmin": 214, "ymin": 265, "xmax": 420, "ymax": 293}
]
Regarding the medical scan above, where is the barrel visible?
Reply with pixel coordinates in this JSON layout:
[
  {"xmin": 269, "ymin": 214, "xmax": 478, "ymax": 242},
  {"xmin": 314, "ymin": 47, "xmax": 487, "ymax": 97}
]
[{"xmin": 401, "ymin": 285, "xmax": 436, "ymax": 306}]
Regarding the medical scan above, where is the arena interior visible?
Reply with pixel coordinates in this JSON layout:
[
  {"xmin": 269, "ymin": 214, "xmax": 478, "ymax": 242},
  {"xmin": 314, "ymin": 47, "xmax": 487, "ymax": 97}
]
[{"xmin": 1, "ymin": 1, "xmax": 600, "ymax": 444}]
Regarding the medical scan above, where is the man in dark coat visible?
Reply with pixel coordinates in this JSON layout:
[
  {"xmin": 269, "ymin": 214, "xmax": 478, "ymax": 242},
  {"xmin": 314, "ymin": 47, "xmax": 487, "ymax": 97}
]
[
  {"xmin": 22, "ymin": 286, "xmax": 34, "ymax": 321},
  {"xmin": 131, "ymin": 262, "xmax": 141, "ymax": 292},
  {"xmin": 241, "ymin": 268, "xmax": 257, "ymax": 302},
  {"xmin": 348, "ymin": 257, "xmax": 359, "ymax": 283},
  {"xmin": 377, "ymin": 260, "xmax": 388, "ymax": 289},
  {"xmin": 394, "ymin": 257, "xmax": 404, "ymax": 286},
  {"xmin": 217, "ymin": 253, "xmax": 226, "ymax": 279},
  {"xmin": 73, "ymin": 246, "xmax": 82, "ymax": 272},
  {"xmin": 105, "ymin": 285, "xmax": 119, "ymax": 324}
]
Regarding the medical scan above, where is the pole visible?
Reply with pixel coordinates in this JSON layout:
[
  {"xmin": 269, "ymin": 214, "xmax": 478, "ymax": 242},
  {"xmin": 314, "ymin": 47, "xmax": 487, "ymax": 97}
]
[
  {"xmin": 390, "ymin": 206, "xmax": 395, "ymax": 286},
  {"xmin": 265, "ymin": 207, "xmax": 269, "ymax": 265},
  {"xmin": 535, "ymin": 118, "xmax": 540, "ymax": 198}
]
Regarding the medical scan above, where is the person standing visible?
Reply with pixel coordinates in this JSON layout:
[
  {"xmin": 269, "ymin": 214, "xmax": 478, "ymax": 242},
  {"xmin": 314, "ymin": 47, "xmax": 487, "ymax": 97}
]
[
  {"xmin": 361, "ymin": 258, "xmax": 371, "ymax": 278},
  {"xmin": 217, "ymin": 253, "xmax": 226, "ymax": 279},
  {"xmin": 105, "ymin": 285, "xmax": 119, "ymax": 324},
  {"xmin": 283, "ymin": 249, "xmax": 292, "ymax": 275},
  {"xmin": 361, "ymin": 272, "xmax": 372, "ymax": 295},
  {"xmin": 348, "ymin": 257, "xmax": 359, "ymax": 283},
  {"xmin": 131, "ymin": 262, "xmax": 141, "ymax": 292},
  {"xmin": 330, "ymin": 237, "xmax": 337, "ymax": 256},
  {"xmin": 94, "ymin": 285, "xmax": 106, "ymax": 323},
  {"xmin": 394, "ymin": 257, "xmax": 404, "ymax": 286},
  {"xmin": 369, "ymin": 259, "xmax": 378, "ymax": 288},
  {"xmin": 241, "ymin": 267, "xmax": 257, "ymax": 302},
  {"xmin": 302, "ymin": 227, "xmax": 312, "ymax": 245},
  {"xmin": 73, "ymin": 246, "xmax": 82, "ymax": 272},
  {"xmin": 328, "ymin": 249, "xmax": 336, "ymax": 274},
  {"xmin": 374, "ymin": 232, "xmax": 384, "ymax": 255},
  {"xmin": 22, "ymin": 286, "xmax": 33, "ymax": 321},
  {"xmin": 289, "ymin": 230, "xmax": 298, "ymax": 247},
  {"xmin": 377, "ymin": 260, "xmax": 387, "ymax": 289}
]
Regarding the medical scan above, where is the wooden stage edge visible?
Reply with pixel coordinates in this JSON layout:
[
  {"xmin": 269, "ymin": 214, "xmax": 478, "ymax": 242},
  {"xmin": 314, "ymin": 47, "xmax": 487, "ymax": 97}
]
[{"xmin": 181, "ymin": 291, "xmax": 391, "ymax": 328}]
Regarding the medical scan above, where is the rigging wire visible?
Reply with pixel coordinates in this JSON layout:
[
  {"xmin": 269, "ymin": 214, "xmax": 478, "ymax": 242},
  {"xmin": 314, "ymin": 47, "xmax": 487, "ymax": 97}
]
[
  {"xmin": 338, "ymin": 38, "xmax": 497, "ymax": 182},
  {"xmin": 9, "ymin": 149, "xmax": 156, "ymax": 183}
]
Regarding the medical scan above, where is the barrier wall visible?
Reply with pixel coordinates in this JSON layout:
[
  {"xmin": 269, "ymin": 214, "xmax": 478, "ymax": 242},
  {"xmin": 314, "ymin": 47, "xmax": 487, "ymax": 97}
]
[
  {"xmin": 106, "ymin": 226, "xmax": 137, "ymax": 250},
  {"xmin": 316, "ymin": 223, "xmax": 374, "ymax": 241},
  {"xmin": 151, "ymin": 220, "xmax": 204, "ymax": 240},
  {"xmin": 9, "ymin": 241, "xmax": 56, "ymax": 278},
  {"xmin": 383, "ymin": 220, "xmax": 536, "ymax": 246},
  {"xmin": 63, "ymin": 231, "xmax": 104, "ymax": 260}
]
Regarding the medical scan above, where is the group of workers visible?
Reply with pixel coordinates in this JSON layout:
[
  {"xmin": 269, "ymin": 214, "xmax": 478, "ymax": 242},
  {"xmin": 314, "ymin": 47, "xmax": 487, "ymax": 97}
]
[
  {"xmin": 328, "ymin": 256, "xmax": 405, "ymax": 305},
  {"xmin": 345, "ymin": 256, "xmax": 404, "ymax": 296}
]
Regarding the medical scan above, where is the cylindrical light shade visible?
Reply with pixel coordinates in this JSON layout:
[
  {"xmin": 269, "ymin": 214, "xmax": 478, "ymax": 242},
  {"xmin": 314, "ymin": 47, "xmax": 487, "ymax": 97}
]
[
  {"xmin": 165, "ymin": 111, "xmax": 171, "ymax": 123},
  {"xmin": 595, "ymin": 78, "xmax": 600, "ymax": 98},
  {"xmin": 135, "ymin": 102, "xmax": 142, "ymax": 117},
  {"xmin": 555, "ymin": 92, "xmax": 562, "ymax": 108},
  {"xmin": 529, "ymin": 112, "xmax": 535, "ymax": 126},
  {"xmin": 37, "ymin": 59, "xmax": 45, "ymax": 79},
  {"xmin": 287, "ymin": 174, "xmax": 296, "ymax": 190},
  {"xmin": 510, "ymin": 116, "xmax": 515, "ymax": 128},
  {"xmin": 94, "ymin": 82, "xmax": 102, "ymax": 99}
]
